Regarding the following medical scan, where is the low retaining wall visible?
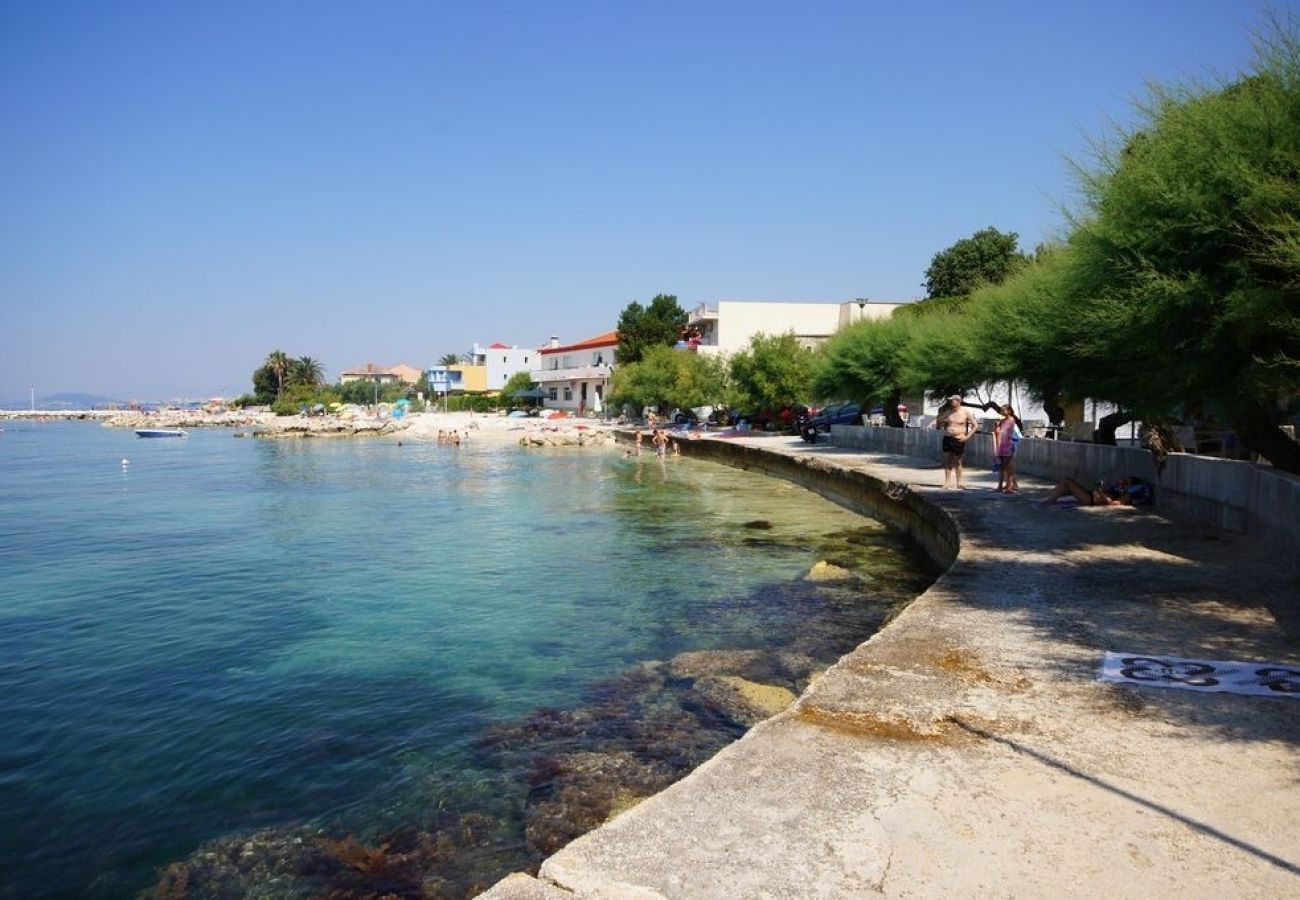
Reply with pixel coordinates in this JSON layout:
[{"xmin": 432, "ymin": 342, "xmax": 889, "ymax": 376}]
[
  {"xmin": 615, "ymin": 432, "xmax": 959, "ymax": 570},
  {"xmin": 831, "ymin": 424, "xmax": 1300, "ymax": 573}
]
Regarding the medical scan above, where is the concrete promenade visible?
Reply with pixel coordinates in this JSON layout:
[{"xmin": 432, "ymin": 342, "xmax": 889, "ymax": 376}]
[{"xmin": 483, "ymin": 436, "xmax": 1299, "ymax": 899}]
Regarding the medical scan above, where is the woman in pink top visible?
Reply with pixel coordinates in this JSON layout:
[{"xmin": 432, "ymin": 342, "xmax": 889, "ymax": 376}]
[{"xmin": 993, "ymin": 404, "xmax": 1022, "ymax": 493}]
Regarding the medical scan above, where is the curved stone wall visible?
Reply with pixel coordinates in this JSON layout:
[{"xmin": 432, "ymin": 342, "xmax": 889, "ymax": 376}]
[{"xmin": 617, "ymin": 432, "xmax": 959, "ymax": 570}]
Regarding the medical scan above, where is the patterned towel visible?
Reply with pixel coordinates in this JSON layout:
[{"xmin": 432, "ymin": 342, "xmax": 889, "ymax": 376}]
[{"xmin": 1099, "ymin": 652, "xmax": 1300, "ymax": 699}]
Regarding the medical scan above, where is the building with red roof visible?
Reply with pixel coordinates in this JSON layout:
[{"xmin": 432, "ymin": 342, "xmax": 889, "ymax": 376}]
[{"xmin": 533, "ymin": 330, "xmax": 618, "ymax": 414}]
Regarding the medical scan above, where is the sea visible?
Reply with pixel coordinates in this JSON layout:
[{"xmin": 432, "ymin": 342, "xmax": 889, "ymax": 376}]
[{"xmin": 0, "ymin": 420, "xmax": 936, "ymax": 898}]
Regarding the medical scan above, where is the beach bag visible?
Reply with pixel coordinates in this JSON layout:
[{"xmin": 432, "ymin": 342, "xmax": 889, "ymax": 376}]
[{"xmin": 991, "ymin": 457, "xmax": 1002, "ymax": 472}]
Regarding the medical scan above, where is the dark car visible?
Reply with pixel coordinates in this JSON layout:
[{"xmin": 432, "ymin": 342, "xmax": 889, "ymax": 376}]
[{"xmin": 810, "ymin": 402, "xmax": 862, "ymax": 432}]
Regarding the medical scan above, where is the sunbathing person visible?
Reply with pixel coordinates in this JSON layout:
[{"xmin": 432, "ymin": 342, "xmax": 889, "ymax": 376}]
[{"xmin": 1040, "ymin": 476, "xmax": 1153, "ymax": 507}]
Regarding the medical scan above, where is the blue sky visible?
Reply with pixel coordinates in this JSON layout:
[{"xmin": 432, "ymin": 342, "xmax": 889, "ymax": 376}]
[{"xmin": 0, "ymin": 0, "xmax": 1289, "ymax": 400}]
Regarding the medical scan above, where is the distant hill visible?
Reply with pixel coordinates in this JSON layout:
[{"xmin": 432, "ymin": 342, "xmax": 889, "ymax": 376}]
[{"xmin": 0, "ymin": 392, "xmax": 125, "ymax": 410}]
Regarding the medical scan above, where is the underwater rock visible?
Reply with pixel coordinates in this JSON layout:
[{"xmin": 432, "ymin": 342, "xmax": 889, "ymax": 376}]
[
  {"xmin": 667, "ymin": 649, "xmax": 818, "ymax": 691},
  {"xmin": 742, "ymin": 519, "xmax": 774, "ymax": 529},
  {"xmin": 692, "ymin": 675, "xmax": 797, "ymax": 726},
  {"xmin": 806, "ymin": 560, "xmax": 854, "ymax": 582}
]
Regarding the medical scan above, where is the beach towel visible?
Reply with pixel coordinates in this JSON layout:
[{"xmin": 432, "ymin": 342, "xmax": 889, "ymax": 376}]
[{"xmin": 1099, "ymin": 652, "xmax": 1300, "ymax": 699}]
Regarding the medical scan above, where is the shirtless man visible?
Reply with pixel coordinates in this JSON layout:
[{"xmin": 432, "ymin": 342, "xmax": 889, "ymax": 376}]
[{"xmin": 934, "ymin": 394, "xmax": 980, "ymax": 489}]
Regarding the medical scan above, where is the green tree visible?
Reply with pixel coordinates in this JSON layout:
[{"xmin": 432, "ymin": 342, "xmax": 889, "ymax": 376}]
[
  {"xmin": 289, "ymin": 356, "xmax": 325, "ymax": 388},
  {"xmin": 1042, "ymin": 31, "xmax": 1300, "ymax": 470},
  {"xmin": 607, "ymin": 345, "xmax": 727, "ymax": 415},
  {"xmin": 813, "ymin": 317, "xmax": 915, "ymax": 427},
  {"xmin": 616, "ymin": 294, "xmax": 688, "ymax": 364},
  {"xmin": 500, "ymin": 370, "xmax": 536, "ymax": 404},
  {"xmin": 263, "ymin": 350, "xmax": 292, "ymax": 398},
  {"xmin": 728, "ymin": 332, "xmax": 813, "ymax": 418},
  {"xmin": 924, "ymin": 227, "xmax": 1029, "ymax": 300},
  {"xmin": 438, "ymin": 353, "xmax": 463, "ymax": 366},
  {"xmin": 250, "ymin": 365, "xmax": 277, "ymax": 404}
]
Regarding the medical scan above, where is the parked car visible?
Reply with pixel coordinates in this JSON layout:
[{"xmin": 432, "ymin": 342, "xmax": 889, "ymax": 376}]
[
  {"xmin": 810, "ymin": 402, "xmax": 862, "ymax": 432},
  {"xmin": 730, "ymin": 404, "xmax": 813, "ymax": 432}
]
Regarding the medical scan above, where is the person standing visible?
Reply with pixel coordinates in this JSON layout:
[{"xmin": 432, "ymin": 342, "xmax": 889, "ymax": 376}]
[
  {"xmin": 993, "ymin": 404, "xmax": 1022, "ymax": 492},
  {"xmin": 934, "ymin": 395, "xmax": 980, "ymax": 489}
]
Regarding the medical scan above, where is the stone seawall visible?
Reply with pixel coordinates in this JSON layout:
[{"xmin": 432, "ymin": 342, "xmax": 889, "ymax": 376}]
[
  {"xmin": 483, "ymin": 434, "xmax": 1300, "ymax": 900},
  {"xmin": 644, "ymin": 434, "xmax": 959, "ymax": 570},
  {"xmin": 832, "ymin": 424, "xmax": 1300, "ymax": 574}
]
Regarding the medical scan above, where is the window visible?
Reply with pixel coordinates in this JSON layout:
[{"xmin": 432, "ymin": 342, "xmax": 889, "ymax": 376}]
[
  {"xmin": 563, "ymin": 386, "xmax": 573, "ymax": 401},
  {"xmin": 548, "ymin": 387, "xmax": 558, "ymax": 401}
]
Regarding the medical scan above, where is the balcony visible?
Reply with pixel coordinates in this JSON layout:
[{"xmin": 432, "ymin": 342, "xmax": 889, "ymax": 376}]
[{"xmin": 533, "ymin": 364, "xmax": 613, "ymax": 384}]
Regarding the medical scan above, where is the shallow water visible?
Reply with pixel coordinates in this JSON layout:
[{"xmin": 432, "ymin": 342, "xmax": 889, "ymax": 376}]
[{"xmin": 0, "ymin": 421, "xmax": 935, "ymax": 897}]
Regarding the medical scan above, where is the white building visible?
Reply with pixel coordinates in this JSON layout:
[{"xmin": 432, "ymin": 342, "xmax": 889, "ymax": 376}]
[
  {"xmin": 470, "ymin": 342, "xmax": 536, "ymax": 392},
  {"xmin": 532, "ymin": 331, "xmax": 617, "ymax": 414},
  {"xmin": 687, "ymin": 299, "xmax": 910, "ymax": 356}
]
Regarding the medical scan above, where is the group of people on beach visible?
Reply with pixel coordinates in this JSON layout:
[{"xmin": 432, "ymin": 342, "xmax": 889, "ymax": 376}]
[
  {"xmin": 933, "ymin": 395, "xmax": 1021, "ymax": 492},
  {"xmin": 933, "ymin": 394, "xmax": 1152, "ymax": 506},
  {"xmin": 436, "ymin": 429, "xmax": 463, "ymax": 446},
  {"xmin": 625, "ymin": 429, "xmax": 681, "ymax": 459}
]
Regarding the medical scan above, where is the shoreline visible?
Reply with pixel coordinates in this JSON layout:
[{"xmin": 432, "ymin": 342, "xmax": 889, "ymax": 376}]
[
  {"xmin": 0, "ymin": 408, "xmax": 622, "ymax": 445},
  {"xmin": 482, "ymin": 434, "xmax": 1300, "ymax": 898}
]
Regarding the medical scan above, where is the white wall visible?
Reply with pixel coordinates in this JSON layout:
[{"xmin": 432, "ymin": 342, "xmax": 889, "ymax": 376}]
[{"xmin": 487, "ymin": 347, "xmax": 534, "ymax": 391}]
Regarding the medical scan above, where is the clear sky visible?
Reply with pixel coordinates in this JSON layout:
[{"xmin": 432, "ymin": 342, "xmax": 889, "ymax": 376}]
[{"xmin": 0, "ymin": 0, "xmax": 1290, "ymax": 401}]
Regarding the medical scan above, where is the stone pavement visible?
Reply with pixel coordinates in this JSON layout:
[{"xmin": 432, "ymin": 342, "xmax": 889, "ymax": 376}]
[{"xmin": 482, "ymin": 439, "xmax": 1300, "ymax": 899}]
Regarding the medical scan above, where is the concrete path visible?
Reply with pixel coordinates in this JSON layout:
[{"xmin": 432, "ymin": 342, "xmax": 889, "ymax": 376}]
[{"xmin": 483, "ymin": 439, "xmax": 1300, "ymax": 899}]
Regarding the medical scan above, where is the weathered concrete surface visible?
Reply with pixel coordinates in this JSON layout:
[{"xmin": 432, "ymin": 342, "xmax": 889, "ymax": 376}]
[{"xmin": 481, "ymin": 437, "xmax": 1300, "ymax": 899}]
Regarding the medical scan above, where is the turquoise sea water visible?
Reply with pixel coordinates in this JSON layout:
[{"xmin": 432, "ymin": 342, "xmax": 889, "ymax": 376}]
[{"xmin": 0, "ymin": 421, "xmax": 935, "ymax": 897}]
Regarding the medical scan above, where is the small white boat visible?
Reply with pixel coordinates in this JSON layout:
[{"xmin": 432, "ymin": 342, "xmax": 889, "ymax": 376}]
[{"xmin": 134, "ymin": 428, "xmax": 188, "ymax": 439}]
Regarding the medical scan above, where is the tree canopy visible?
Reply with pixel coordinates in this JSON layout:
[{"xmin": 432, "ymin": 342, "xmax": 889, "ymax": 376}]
[
  {"xmin": 607, "ymin": 344, "xmax": 727, "ymax": 414},
  {"xmin": 728, "ymin": 332, "xmax": 814, "ymax": 413},
  {"xmin": 500, "ymin": 370, "xmax": 537, "ymax": 403},
  {"xmin": 616, "ymin": 294, "xmax": 688, "ymax": 364},
  {"xmin": 923, "ymin": 227, "xmax": 1029, "ymax": 300},
  {"xmin": 823, "ymin": 25, "xmax": 1300, "ymax": 471}
]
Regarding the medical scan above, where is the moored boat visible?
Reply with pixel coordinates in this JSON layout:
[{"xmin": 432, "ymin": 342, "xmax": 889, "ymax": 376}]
[{"xmin": 134, "ymin": 428, "xmax": 188, "ymax": 439}]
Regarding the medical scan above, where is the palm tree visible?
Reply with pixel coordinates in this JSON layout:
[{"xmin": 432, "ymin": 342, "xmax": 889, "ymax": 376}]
[
  {"xmin": 264, "ymin": 350, "xmax": 291, "ymax": 398},
  {"xmin": 291, "ymin": 356, "xmax": 325, "ymax": 387},
  {"xmin": 438, "ymin": 352, "xmax": 462, "ymax": 367}
]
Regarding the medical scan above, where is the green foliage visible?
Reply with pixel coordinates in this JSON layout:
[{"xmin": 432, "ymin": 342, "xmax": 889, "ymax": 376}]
[
  {"xmin": 335, "ymin": 379, "xmax": 407, "ymax": 405},
  {"xmin": 439, "ymin": 393, "xmax": 494, "ymax": 413},
  {"xmin": 251, "ymin": 350, "xmax": 322, "ymax": 403},
  {"xmin": 438, "ymin": 352, "xmax": 463, "ymax": 366},
  {"xmin": 289, "ymin": 356, "xmax": 325, "ymax": 387},
  {"xmin": 616, "ymin": 294, "xmax": 688, "ymax": 364},
  {"xmin": 607, "ymin": 344, "xmax": 725, "ymax": 413},
  {"xmin": 728, "ymin": 332, "xmax": 813, "ymax": 411},
  {"xmin": 1044, "ymin": 29, "xmax": 1300, "ymax": 468},
  {"xmin": 251, "ymin": 365, "xmax": 278, "ymax": 405},
  {"xmin": 924, "ymin": 227, "xmax": 1029, "ymax": 300},
  {"xmin": 263, "ymin": 350, "xmax": 292, "ymax": 398},
  {"xmin": 500, "ymin": 370, "xmax": 536, "ymax": 402},
  {"xmin": 812, "ymin": 317, "xmax": 914, "ymax": 406}
]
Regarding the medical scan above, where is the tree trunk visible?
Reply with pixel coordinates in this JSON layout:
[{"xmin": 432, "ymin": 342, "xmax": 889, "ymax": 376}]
[
  {"xmin": 1041, "ymin": 389, "xmax": 1065, "ymax": 427},
  {"xmin": 1092, "ymin": 410, "xmax": 1132, "ymax": 446},
  {"xmin": 884, "ymin": 387, "xmax": 906, "ymax": 428},
  {"xmin": 1232, "ymin": 403, "xmax": 1300, "ymax": 475}
]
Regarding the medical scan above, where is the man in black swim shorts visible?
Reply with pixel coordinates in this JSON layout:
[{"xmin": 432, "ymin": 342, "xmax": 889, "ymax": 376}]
[{"xmin": 934, "ymin": 395, "xmax": 979, "ymax": 489}]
